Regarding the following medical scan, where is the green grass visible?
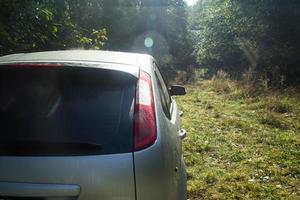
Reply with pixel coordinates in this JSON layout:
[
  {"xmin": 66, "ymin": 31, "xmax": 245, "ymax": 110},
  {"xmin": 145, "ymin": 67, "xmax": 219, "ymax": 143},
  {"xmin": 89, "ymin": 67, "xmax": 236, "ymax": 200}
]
[{"xmin": 175, "ymin": 80, "xmax": 300, "ymax": 199}]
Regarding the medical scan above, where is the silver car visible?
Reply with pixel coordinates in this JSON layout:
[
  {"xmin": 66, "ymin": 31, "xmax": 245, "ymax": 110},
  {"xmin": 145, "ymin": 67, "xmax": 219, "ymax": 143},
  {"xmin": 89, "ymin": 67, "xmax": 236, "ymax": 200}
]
[{"xmin": 0, "ymin": 50, "xmax": 187, "ymax": 200}]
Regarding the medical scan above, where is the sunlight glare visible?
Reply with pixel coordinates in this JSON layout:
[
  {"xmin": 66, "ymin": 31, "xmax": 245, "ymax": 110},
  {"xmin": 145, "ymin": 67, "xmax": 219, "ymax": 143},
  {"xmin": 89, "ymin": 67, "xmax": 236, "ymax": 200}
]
[{"xmin": 184, "ymin": 0, "xmax": 198, "ymax": 6}]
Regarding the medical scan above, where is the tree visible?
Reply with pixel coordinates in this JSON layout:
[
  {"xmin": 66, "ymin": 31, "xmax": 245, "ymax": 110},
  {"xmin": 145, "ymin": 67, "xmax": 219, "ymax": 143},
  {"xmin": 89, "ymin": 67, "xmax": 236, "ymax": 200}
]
[
  {"xmin": 190, "ymin": 0, "xmax": 300, "ymax": 86},
  {"xmin": 0, "ymin": 0, "xmax": 193, "ymax": 76},
  {"xmin": 0, "ymin": 0, "xmax": 107, "ymax": 56},
  {"xmin": 134, "ymin": 0, "xmax": 194, "ymax": 70}
]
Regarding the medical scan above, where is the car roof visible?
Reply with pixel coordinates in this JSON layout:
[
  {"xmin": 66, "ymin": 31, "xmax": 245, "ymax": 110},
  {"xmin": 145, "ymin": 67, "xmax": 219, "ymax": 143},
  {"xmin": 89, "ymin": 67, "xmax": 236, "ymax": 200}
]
[
  {"xmin": 0, "ymin": 50, "xmax": 151, "ymax": 66},
  {"xmin": 0, "ymin": 50, "xmax": 154, "ymax": 76}
]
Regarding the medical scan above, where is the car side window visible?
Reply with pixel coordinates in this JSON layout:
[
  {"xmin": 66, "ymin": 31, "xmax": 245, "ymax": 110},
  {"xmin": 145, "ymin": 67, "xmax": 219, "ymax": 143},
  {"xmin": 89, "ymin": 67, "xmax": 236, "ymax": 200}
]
[{"xmin": 154, "ymin": 63, "xmax": 172, "ymax": 118}]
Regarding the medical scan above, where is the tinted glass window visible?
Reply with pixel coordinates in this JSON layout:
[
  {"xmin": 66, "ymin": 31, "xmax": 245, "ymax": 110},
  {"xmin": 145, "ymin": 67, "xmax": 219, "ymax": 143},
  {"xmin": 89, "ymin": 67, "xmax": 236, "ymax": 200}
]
[
  {"xmin": 154, "ymin": 64, "xmax": 171, "ymax": 118},
  {"xmin": 0, "ymin": 66, "xmax": 136, "ymax": 156}
]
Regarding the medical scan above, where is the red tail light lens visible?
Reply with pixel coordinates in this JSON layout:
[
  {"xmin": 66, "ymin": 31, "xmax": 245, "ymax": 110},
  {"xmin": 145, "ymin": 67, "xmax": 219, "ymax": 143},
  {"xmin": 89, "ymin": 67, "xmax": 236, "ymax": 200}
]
[{"xmin": 134, "ymin": 70, "xmax": 156, "ymax": 150}]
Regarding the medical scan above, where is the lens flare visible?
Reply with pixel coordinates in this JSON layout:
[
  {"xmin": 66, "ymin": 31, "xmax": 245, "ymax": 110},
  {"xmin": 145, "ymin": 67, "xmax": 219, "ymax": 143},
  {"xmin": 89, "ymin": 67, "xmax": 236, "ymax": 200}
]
[{"xmin": 144, "ymin": 37, "xmax": 154, "ymax": 48}]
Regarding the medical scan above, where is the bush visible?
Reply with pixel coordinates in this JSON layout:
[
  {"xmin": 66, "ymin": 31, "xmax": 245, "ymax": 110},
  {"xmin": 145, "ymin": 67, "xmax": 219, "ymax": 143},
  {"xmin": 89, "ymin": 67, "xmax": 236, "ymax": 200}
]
[
  {"xmin": 258, "ymin": 113, "xmax": 289, "ymax": 130},
  {"xmin": 267, "ymin": 98, "xmax": 293, "ymax": 114}
]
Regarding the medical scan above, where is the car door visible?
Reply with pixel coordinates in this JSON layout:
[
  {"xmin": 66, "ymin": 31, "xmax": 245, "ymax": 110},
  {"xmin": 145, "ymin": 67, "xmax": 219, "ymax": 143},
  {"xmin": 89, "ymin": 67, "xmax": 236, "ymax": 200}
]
[{"xmin": 153, "ymin": 63, "xmax": 183, "ymax": 199}]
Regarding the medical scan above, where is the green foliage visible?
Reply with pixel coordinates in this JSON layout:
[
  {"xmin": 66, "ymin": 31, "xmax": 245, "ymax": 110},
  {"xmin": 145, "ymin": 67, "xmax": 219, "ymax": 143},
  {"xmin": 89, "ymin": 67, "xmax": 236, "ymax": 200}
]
[
  {"xmin": 0, "ymin": 0, "xmax": 193, "ymax": 72},
  {"xmin": 133, "ymin": 0, "xmax": 194, "ymax": 69},
  {"xmin": 0, "ymin": 0, "xmax": 108, "ymax": 55},
  {"xmin": 189, "ymin": 0, "xmax": 300, "ymax": 87},
  {"xmin": 175, "ymin": 80, "xmax": 300, "ymax": 199},
  {"xmin": 1, "ymin": 0, "xmax": 300, "ymax": 85},
  {"xmin": 79, "ymin": 29, "xmax": 108, "ymax": 49},
  {"xmin": 258, "ymin": 113, "xmax": 289, "ymax": 130}
]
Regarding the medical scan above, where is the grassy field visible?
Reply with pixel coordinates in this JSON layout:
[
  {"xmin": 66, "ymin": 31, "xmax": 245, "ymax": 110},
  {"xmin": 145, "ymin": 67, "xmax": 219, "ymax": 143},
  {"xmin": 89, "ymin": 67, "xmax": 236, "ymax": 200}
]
[{"xmin": 175, "ymin": 80, "xmax": 300, "ymax": 199}]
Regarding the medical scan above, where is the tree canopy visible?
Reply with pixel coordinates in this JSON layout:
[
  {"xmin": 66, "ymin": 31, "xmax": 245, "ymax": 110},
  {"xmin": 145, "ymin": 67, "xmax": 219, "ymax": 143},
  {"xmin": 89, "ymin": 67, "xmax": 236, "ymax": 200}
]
[
  {"xmin": 0, "ymin": 0, "xmax": 192, "ymax": 71},
  {"xmin": 0, "ymin": 0, "xmax": 299, "ymax": 86},
  {"xmin": 190, "ymin": 0, "xmax": 300, "ymax": 86}
]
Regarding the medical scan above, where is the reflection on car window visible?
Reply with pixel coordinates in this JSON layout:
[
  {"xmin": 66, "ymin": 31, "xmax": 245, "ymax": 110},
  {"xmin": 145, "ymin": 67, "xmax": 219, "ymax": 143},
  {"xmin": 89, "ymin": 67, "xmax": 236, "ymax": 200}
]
[{"xmin": 154, "ymin": 63, "xmax": 171, "ymax": 118}]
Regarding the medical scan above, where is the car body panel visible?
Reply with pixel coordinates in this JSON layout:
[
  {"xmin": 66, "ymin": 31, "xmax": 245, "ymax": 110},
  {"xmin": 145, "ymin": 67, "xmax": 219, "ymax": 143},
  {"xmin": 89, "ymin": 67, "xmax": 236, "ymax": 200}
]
[
  {"xmin": 0, "ymin": 50, "xmax": 141, "ymax": 66},
  {"xmin": 134, "ymin": 57, "xmax": 186, "ymax": 200},
  {"xmin": 0, "ymin": 50, "xmax": 186, "ymax": 200},
  {"xmin": 0, "ymin": 154, "xmax": 135, "ymax": 199}
]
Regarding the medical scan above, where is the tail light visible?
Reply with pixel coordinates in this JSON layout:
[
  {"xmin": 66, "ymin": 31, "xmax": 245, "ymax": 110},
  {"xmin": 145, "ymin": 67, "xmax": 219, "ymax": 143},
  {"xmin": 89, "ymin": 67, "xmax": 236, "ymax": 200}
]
[{"xmin": 134, "ymin": 70, "xmax": 156, "ymax": 150}]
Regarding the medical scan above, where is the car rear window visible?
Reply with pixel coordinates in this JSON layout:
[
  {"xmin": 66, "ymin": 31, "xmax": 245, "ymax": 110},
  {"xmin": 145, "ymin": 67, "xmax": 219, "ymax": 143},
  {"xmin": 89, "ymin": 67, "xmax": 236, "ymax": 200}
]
[{"xmin": 0, "ymin": 66, "xmax": 136, "ymax": 156}]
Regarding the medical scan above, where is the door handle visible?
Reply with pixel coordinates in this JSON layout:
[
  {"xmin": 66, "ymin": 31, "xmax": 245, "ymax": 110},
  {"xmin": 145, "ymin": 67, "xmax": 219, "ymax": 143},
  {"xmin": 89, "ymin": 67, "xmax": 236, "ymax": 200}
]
[{"xmin": 178, "ymin": 128, "xmax": 186, "ymax": 140}]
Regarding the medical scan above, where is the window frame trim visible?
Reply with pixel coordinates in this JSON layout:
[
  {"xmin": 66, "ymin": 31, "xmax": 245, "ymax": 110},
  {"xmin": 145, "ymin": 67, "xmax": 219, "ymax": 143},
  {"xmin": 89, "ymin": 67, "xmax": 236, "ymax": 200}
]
[{"xmin": 153, "ymin": 62, "xmax": 173, "ymax": 119}]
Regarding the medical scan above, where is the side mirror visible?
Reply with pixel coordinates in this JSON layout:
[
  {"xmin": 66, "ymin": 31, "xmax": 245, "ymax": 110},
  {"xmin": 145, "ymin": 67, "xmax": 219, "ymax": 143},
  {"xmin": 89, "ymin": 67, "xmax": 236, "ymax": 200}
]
[{"xmin": 169, "ymin": 85, "xmax": 186, "ymax": 96}]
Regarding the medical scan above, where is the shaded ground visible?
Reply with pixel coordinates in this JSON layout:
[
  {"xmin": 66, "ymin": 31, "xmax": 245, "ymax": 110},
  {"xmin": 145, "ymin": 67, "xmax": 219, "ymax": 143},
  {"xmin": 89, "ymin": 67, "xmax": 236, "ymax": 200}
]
[{"xmin": 175, "ymin": 80, "xmax": 300, "ymax": 199}]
